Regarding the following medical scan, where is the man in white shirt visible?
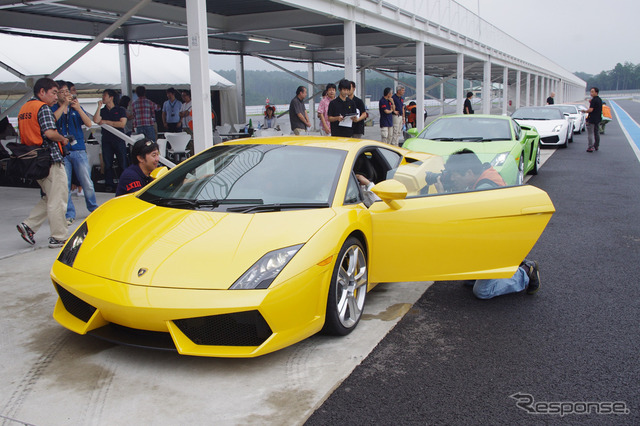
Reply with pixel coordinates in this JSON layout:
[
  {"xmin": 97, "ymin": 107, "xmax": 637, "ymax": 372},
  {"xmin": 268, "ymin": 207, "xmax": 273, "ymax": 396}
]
[{"xmin": 179, "ymin": 90, "xmax": 192, "ymax": 134}]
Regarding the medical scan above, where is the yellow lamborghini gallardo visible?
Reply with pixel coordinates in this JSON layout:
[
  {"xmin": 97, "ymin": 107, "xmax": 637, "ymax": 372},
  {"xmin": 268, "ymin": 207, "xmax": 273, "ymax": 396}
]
[{"xmin": 51, "ymin": 137, "xmax": 554, "ymax": 357}]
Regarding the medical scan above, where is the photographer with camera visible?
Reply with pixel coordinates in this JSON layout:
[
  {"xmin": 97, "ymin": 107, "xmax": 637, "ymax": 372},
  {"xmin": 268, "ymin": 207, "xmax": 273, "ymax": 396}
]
[
  {"xmin": 16, "ymin": 78, "xmax": 70, "ymax": 248},
  {"xmin": 436, "ymin": 149, "xmax": 541, "ymax": 299},
  {"xmin": 51, "ymin": 81, "xmax": 98, "ymax": 227},
  {"xmin": 433, "ymin": 148, "xmax": 506, "ymax": 193}
]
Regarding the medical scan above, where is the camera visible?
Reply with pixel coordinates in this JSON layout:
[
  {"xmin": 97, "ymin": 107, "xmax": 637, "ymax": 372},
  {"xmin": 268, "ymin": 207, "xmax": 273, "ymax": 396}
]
[
  {"xmin": 425, "ymin": 170, "xmax": 444, "ymax": 185},
  {"xmin": 61, "ymin": 135, "xmax": 75, "ymax": 156},
  {"xmin": 425, "ymin": 170, "xmax": 453, "ymax": 191}
]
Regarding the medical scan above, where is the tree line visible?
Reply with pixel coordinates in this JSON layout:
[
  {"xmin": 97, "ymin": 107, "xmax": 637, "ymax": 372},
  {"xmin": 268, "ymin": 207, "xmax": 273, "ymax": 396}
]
[
  {"xmin": 220, "ymin": 61, "xmax": 640, "ymax": 105},
  {"xmin": 575, "ymin": 62, "xmax": 640, "ymax": 92},
  {"xmin": 215, "ymin": 69, "xmax": 464, "ymax": 106}
]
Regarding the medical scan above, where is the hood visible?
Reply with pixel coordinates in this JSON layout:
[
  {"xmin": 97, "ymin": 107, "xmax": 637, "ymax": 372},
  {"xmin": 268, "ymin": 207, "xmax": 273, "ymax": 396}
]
[
  {"xmin": 73, "ymin": 196, "xmax": 335, "ymax": 289},
  {"xmin": 514, "ymin": 119, "xmax": 565, "ymax": 136},
  {"xmin": 403, "ymin": 139, "xmax": 518, "ymax": 167},
  {"xmin": 404, "ymin": 139, "xmax": 517, "ymax": 156}
]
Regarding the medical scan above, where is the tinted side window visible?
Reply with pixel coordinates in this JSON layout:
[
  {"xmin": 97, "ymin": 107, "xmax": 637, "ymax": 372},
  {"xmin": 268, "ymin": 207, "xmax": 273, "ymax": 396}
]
[
  {"xmin": 512, "ymin": 119, "xmax": 521, "ymax": 140},
  {"xmin": 378, "ymin": 148, "xmax": 402, "ymax": 172}
]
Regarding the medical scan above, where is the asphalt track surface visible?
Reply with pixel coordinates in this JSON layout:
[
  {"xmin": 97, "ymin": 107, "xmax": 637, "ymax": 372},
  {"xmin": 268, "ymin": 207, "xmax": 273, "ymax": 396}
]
[{"xmin": 307, "ymin": 101, "xmax": 640, "ymax": 425}]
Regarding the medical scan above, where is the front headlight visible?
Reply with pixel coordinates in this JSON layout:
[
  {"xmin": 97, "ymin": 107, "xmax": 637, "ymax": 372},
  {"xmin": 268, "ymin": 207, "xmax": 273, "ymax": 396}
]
[
  {"xmin": 58, "ymin": 221, "xmax": 88, "ymax": 267},
  {"xmin": 230, "ymin": 244, "xmax": 304, "ymax": 290},
  {"xmin": 490, "ymin": 152, "xmax": 511, "ymax": 168},
  {"xmin": 552, "ymin": 125, "xmax": 562, "ymax": 132}
]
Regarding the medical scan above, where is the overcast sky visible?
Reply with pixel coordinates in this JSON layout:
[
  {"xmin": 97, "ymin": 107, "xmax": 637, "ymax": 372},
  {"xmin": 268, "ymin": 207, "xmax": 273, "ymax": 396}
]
[
  {"xmin": 213, "ymin": 0, "xmax": 640, "ymax": 75},
  {"xmin": 455, "ymin": 0, "xmax": 640, "ymax": 74}
]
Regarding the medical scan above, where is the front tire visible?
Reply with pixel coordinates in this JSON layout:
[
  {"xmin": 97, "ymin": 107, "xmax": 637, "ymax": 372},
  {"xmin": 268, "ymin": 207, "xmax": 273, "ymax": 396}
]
[
  {"xmin": 531, "ymin": 145, "xmax": 540, "ymax": 175},
  {"xmin": 517, "ymin": 156, "xmax": 524, "ymax": 185},
  {"xmin": 322, "ymin": 237, "xmax": 368, "ymax": 336}
]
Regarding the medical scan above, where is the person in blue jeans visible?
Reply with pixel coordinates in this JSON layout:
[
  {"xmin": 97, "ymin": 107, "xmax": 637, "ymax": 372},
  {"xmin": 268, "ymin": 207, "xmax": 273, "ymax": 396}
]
[
  {"xmin": 441, "ymin": 149, "xmax": 541, "ymax": 299},
  {"xmin": 51, "ymin": 81, "xmax": 98, "ymax": 225}
]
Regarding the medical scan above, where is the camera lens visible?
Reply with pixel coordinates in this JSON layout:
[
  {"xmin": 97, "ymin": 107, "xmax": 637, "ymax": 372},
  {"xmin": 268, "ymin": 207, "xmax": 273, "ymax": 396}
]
[{"xmin": 425, "ymin": 171, "xmax": 442, "ymax": 186}]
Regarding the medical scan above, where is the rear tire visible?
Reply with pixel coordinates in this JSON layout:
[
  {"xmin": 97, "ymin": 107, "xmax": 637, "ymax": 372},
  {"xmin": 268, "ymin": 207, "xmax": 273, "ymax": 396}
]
[{"xmin": 322, "ymin": 237, "xmax": 368, "ymax": 336}]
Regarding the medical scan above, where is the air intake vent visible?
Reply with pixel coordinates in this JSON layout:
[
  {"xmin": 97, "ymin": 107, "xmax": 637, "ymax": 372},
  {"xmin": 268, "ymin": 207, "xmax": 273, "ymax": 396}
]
[
  {"xmin": 55, "ymin": 283, "xmax": 96, "ymax": 322},
  {"xmin": 174, "ymin": 310, "xmax": 272, "ymax": 346}
]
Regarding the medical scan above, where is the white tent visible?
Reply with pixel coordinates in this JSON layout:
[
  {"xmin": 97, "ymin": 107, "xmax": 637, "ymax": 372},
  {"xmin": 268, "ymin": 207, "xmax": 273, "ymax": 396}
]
[{"xmin": 0, "ymin": 34, "xmax": 239, "ymax": 124}]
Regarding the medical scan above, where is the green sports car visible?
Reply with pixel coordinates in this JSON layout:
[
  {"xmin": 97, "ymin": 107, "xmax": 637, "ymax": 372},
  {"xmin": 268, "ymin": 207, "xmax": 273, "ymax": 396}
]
[{"xmin": 403, "ymin": 115, "xmax": 541, "ymax": 185}]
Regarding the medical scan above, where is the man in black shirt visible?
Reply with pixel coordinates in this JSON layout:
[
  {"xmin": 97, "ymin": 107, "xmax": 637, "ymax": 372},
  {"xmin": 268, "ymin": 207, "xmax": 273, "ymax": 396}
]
[
  {"xmin": 349, "ymin": 81, "xmax": 368, "ymax": 138},
  {"xmin": 463, "ymin": 92, "xmax": 474, "ymax": 114},
  {"xmin": 116, "ymin": 139, "xmax": 159, "ymax": 196},
  {"xmin": 289, "ymin": 86, "xmax": 311, "ymax": 135},
  {"xmin": 585, "ymin": 87, "xmax": 602, "ymax": 152},
  {"xmin": 546, "ymin": 92, "xmax": 555, "ymax": 105},
  {"xmin": 94, "ymin": 89, "xmax": 128, "ymax": 191},
  {"xmin": 328, "ymin": 79, "xmax": 358, "ymax": 137}
]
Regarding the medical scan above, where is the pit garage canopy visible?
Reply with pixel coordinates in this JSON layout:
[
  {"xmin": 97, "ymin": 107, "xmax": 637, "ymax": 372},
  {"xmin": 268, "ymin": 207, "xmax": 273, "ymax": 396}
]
[{"xmin": 0, "ymin": 0, "xmax": 586, "ymax": 151}]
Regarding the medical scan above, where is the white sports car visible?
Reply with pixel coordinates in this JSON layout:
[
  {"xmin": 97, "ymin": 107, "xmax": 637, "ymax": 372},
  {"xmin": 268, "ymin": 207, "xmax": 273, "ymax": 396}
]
[
  {"xmin": 552, "ymin": 104, "xmax": 586, "ymax": 134},
  {"xmin": 512, "ymin": 107, "xmax": 573, "ymax": 148}
]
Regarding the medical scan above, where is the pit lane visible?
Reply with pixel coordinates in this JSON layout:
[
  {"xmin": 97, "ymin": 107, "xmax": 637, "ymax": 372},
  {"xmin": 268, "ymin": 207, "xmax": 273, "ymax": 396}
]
[{"xmin": 0, "ymin": 131, "xmax": 556, "ymax": 425}]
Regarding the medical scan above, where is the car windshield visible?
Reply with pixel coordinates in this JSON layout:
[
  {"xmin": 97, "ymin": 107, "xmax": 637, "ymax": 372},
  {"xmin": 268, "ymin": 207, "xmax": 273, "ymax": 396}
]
[
  {"xmin": 554, "ymin": 105, "xmax": 578, "ymax": 114},
  {"xmin": 512, "ymin": 107, "xmax": 563, "ymax": 120},
  {"xmin": 418, "ymin": 117, "xmax": 512, "ymax": 141},
  {"xmin": 139, "ymin": 144, "xmax": 346, "ymax": 211}
]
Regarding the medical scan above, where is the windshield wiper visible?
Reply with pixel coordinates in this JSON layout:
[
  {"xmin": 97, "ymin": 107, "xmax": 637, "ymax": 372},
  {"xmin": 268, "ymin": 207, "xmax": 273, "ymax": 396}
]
[
  {"xmin": 454, "ymin": 137, "xmax": 484, "ymax": 141},
  {"xmin": 429, "ymin": 137, "xmax": 484, "ymax": 141},
  {"xmin": 226, "ymin": 202, "xmax": 330, "ymax": 213},
  {"xmin": 152, "ymin": 198, "xmax": 263, "ymax": 209}
]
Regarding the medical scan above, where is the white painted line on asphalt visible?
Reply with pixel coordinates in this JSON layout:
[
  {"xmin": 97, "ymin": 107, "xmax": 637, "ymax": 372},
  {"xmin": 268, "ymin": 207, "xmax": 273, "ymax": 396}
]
[{"xmin": 609, "ymin": 100, "xmax": 640, "ymax": 164}]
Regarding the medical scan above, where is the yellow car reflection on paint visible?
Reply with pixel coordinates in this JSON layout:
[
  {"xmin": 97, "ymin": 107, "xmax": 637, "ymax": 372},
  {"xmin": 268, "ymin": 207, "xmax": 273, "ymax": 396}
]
[{"xmin": 51, "ymin": 137, "xmax": 555, "ymax": 357}]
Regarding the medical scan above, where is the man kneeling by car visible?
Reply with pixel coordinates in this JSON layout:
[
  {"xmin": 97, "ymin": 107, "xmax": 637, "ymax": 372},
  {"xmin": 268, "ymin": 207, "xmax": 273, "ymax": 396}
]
[
  {"xmin": 438, "ymin": 149, "xmax": 541, "ymax": 299},
  {"xmin": 115, "ymin": 138, "xmax": 160, "ymax": 196}
]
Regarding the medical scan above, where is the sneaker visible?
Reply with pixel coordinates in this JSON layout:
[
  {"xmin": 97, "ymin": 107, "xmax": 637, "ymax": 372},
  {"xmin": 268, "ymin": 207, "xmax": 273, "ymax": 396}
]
[
  {"xmin": 48, "ymin": 237, "xmax": 67, "ymax": 249},
  {"xmin": 17, "ymin": 223, "xmax": 36, "ymax": 245},
  {"xmin": 586, "ymin": 147, "xmax": 594, "ymax": 152},
  {"xmin": 522, "ymin": 260, "xmax": 540, "ymax": 295},
  {"xmin": 66, "ymin": 217, "xmax": 74, "ymax": 226}
]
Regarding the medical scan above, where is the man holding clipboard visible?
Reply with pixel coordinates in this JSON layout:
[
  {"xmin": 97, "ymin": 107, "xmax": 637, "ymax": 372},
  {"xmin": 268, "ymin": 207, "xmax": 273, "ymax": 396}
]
[{"xmin": 328, "ymin": 79, "xmax": 365, "ymax": 137}]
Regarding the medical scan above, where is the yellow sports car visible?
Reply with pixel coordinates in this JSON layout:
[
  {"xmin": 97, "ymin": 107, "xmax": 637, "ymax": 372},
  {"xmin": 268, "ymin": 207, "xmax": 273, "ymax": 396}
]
[{"xmin": 51, "ymin": 137, "xmax": 554, "ymax": 357}]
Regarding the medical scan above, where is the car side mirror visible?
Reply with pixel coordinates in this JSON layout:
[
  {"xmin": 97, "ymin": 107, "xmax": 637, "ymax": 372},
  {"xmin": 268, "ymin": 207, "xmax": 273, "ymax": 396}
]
[
  {"xmin": 150, "ymin": 166, "xmax": 169, "ymax": 180},
  {"xmin": 371, "ymin": 179, "xmax": 407, "ymax": 210},
  {"xmin": 406, "ymin": 128, "xmax": 419, "ymax": 138}
]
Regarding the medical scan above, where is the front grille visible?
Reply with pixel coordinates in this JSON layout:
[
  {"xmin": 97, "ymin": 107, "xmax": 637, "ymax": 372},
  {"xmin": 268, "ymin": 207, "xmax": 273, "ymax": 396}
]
[
  {"xmin": 55, "ymin": 283, "xmax": 96, "ymax": 322},
  {"xmin": 541, "ymin": 135, "xmax": 560, "ymax": 144},
  {"xmin": 174, "ymin": 310, "xmax": 272, "ymax": 347}
]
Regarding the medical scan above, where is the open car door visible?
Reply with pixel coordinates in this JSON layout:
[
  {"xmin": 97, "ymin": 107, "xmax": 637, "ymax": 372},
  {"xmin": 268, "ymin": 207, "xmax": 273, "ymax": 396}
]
[{"xmin": 367, "ymin": 183, "xmax": 554, "ymax": 283}]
